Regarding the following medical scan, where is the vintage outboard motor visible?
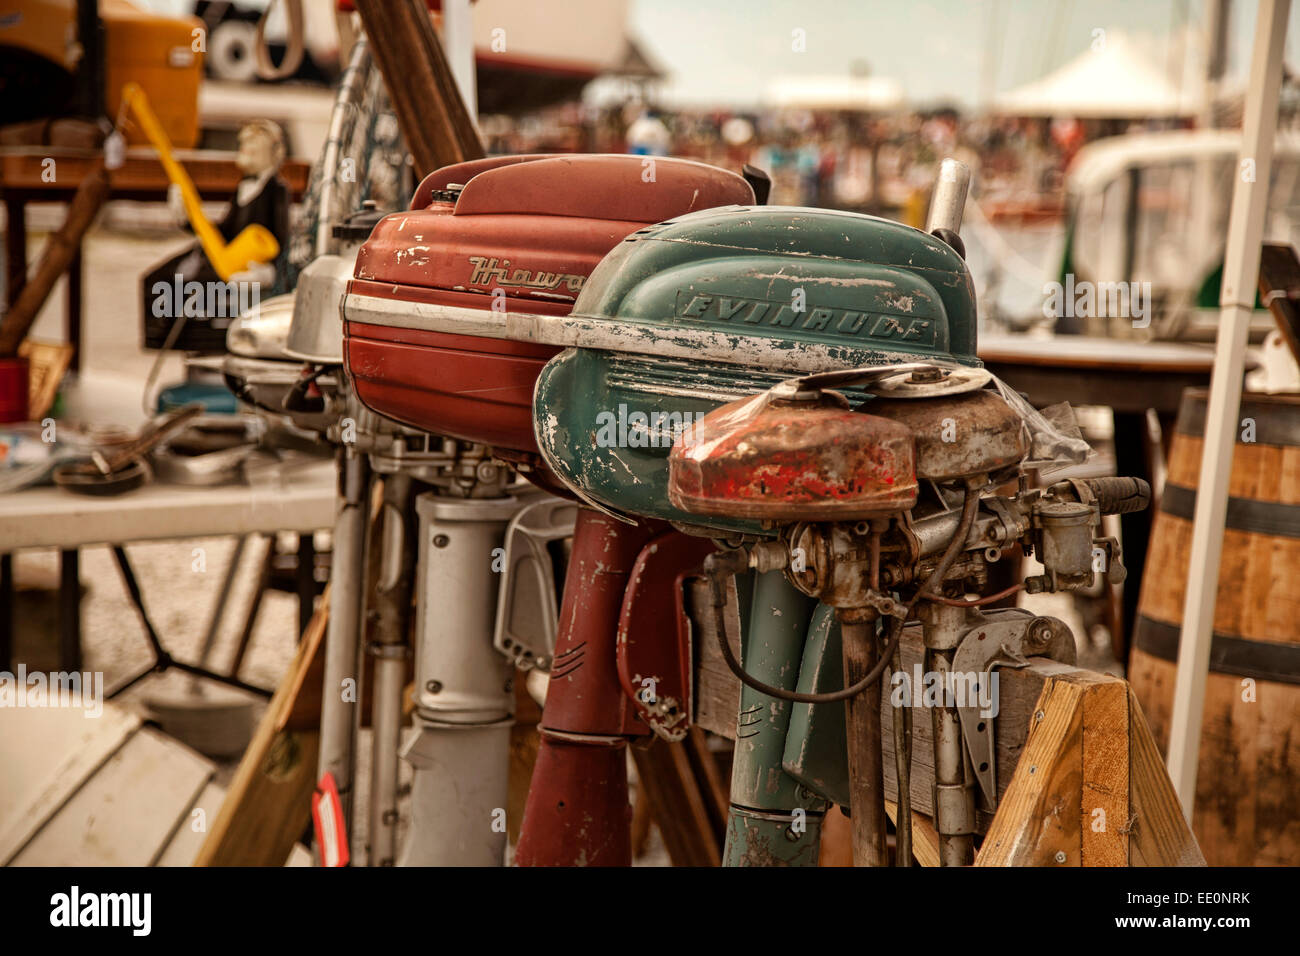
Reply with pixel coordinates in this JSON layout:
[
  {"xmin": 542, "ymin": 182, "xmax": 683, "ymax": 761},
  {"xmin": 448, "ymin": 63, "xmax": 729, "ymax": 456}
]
[
  {"xmin": 530, "ymin": 159, "xmax": 1151, "ymax": 866},
  {"xmin": 527, "ymin": 179, "xmax": 982, "ymax": 864},
  {"xmin": 339, "ymin": 154, "xmax": 756, "ymax": 865}
]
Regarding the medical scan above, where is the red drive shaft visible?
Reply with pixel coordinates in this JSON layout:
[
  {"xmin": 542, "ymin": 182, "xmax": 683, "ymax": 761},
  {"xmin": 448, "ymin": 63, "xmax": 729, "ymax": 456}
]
[{"xmin": 514, "ymin": 509, "xmax": 657, "ymax": 866}]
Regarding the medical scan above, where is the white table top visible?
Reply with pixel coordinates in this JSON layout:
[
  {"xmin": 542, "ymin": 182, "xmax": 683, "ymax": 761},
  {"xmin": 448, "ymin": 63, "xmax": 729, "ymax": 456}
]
[{"xmin": 0, "ymin": 459, "xmax": 338, "ymax": 551}]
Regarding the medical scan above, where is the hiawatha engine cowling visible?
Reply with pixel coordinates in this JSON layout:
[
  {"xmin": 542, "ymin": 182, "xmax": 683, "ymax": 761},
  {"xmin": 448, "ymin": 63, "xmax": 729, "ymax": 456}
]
[
  {"xmin": 534, "ymin": 205, "xmax": 981, "ymax": 530},
  {"xmin": 343, "ymin": 154, "xmax": 753, "ymax": 452}
]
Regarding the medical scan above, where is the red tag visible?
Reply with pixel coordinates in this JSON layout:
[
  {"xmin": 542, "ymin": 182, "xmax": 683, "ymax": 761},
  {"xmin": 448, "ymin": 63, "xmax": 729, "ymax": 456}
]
[{"xmin": 312, "ymin": 772, "xmax": 350, "ymax": 867}]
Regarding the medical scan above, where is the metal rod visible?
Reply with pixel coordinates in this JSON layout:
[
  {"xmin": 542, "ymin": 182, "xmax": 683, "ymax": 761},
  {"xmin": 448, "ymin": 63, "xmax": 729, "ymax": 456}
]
[
  {"xmin": 922, "ymin": 601, "xmax": 975, "ymax": 867},
  {"xmin": 842, "ymin": 615, "xmax": 889, "ymax": 867},
  {"xmin": 189, "ymin": 534, "xmax": 249, "ymax": 694},
  {"xmin": 317, "ymin": 448, "xmax": 372, "ymax": 855},
  {"xmin": 1168, "ymin": 0, "xmax": 1291, "ymax": 820},
  {"xmin": 925, "ymin": 158, "xmax": 972, "ymax": 236},
  {"xmin": 889, "ymin": 624, "xmax": 913, "ymax": 866},
  {"xmin": 367, "ymin": 473, "xmax": 416, "ymax": 867}
]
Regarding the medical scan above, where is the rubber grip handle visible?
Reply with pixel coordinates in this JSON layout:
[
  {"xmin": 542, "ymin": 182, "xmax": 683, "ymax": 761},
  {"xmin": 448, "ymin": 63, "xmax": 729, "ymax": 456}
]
[{"xmin": 1082, "ymin": 477, "xmax": 1151, "ymax": 515}]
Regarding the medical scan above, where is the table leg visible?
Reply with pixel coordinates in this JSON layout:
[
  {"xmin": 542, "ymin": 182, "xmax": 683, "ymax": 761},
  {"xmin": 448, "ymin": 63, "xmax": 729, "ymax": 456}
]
[
  {"xmin": 59, "ymin": 549, "xmax": 82, "ymax": 673},
  {"xmin": 67, "ymin": 243, "xmax": 83, "ymax": 373},
  {"xmin": 5, "ymin": 198, "xmax": 27, "ymax": 307},
  {"xmin": 1, "ymin": 553, "xmax": 13, "ymax": 669},
  {"xmin": 1112, "ymin": 410, "xmax": 1156, "ymax": 662},
  {"xmin": 296, "ymin": 532, "xmax": 316, "ymax": 636}
]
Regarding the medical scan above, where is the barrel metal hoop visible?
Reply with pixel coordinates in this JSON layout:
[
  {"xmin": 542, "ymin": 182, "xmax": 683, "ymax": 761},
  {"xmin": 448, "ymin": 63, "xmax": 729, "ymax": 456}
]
[
  {"xmin": 1176, "ymin": 390, "xmax": 1300, "ymax": 446},
  {"xmin": 1134, "ymin": 615, "xmax": 1300, "ymax": 685},
  {"xmin": 1160, "ymin": 483, "xmax": 1300, "ymax": 539}
]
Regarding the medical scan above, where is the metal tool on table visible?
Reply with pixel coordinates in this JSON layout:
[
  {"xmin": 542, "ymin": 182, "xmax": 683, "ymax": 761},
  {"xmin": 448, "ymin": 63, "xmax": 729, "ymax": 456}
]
[{"xmin": 53, "ymin": 404, "xmax": 204, "ymax": 495}]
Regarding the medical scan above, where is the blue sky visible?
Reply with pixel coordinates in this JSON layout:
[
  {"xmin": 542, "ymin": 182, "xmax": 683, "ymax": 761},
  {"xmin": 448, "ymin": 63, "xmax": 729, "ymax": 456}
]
[{"xmin": 629, "ymin": 0, "xmax": 1296, "ymax": 108}]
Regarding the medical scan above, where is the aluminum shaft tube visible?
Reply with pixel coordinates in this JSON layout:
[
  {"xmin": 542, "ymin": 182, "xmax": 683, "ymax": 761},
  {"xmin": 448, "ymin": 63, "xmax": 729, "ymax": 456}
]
[
  {"xmin": 920, "ymin": 601, "xmax": 976, "ymax": 866},
  {"xmin": 399, "ymin": 492, "xmax": 519, "ymax": 866},
  {"xmin": 366, "ymin": 473, "xmax": 417, "ymax": 867},
  {"xmin": 317, "ymin": 447, "xmax": 372, "ymax": 860}
]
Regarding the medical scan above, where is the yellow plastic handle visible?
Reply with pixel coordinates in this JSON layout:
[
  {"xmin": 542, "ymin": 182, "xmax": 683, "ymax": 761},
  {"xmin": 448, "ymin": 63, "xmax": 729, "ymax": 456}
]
[{"xmin": 122, "ymin": 82, "xmax": 279, "ymax": 281}]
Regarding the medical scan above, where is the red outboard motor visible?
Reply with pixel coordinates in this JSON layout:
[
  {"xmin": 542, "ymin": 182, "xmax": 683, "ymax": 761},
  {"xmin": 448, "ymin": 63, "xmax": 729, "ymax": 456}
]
[{"xmin": 339, "ymin": 155, "xmax": 755, "ymax": 866}]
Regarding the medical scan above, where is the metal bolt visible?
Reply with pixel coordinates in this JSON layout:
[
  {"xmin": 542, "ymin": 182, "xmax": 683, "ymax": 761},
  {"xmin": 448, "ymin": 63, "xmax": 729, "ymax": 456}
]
[
  {"xmin": 433, "ymin": 534, "xmax": 450, "ymax": 548},
  {"xmin": 1054, "ymin": 850, "xmax": 1067, "ymax": 864},
  {"xmin": 425, "ymin": 680, "xmax": 443, "ymax": 694},
  {"xmin": 1035, "ymin": 710, "xmax": 1045, "ymax": 722}
]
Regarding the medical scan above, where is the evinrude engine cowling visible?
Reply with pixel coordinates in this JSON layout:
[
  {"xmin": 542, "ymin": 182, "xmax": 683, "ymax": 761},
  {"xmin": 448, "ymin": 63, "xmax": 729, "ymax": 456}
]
[
  {"xmin": 532, "ymin": 205, "xmax": 981, "ymax": 530},
  {"xmin": 342, "ymin": 154, "xmax": 755, "ymax": 456}
]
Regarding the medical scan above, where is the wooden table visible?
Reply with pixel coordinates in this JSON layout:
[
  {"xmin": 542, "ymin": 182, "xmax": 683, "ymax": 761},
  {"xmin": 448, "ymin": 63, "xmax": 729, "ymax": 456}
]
[
  {"xmin": 978, "ymin": 333, "xmax": 1259, "ymax": 657},
  {"xmin": 0, "ymin": 457, "xmax": 337, "ymax": 691},
  {"xmin": 0, "ymin": 146, "xmax": 311, "ymax": 370}
]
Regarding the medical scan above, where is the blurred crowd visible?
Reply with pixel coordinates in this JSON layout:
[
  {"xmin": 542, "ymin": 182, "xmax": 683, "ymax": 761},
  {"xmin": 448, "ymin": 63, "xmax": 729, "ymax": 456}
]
[{"xmin": 477, "ymin": 101, "xmax": 1189, "ymax": 222}]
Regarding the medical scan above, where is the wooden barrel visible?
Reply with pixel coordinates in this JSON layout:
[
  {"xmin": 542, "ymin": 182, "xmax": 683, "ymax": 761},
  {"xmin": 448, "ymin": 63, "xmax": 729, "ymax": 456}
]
[{"xmin": 1130, "ymin": 388, "xmax": 1300, "ymax": 866}]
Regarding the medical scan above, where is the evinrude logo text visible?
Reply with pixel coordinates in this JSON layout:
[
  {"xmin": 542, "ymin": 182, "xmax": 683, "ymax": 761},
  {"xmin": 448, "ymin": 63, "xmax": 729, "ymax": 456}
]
[
  {"xmin": 676, "ymin": 292, "xmax": 934, "ymax": 346},
  {"xmin": 467, "ymin": 256, "xmax": 585, "ymax": 294}
]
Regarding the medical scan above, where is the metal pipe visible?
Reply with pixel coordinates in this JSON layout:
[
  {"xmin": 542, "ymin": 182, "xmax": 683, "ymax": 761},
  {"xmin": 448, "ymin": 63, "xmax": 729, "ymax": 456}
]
[
  {"xmin": 367, "ymin": 473, "xmax": 416, "ymax": 867},
  {"xmin": 889, "ymin": 623, "xmax": 913, "ymax": 866},
  {"xmin": 921, "ymin": 601, "xmax": 975, "ymax": 866},
  {"xmin": 317, "ymin": 447, "xmax": 371, "ymax": 859},
  {"xmin": 925, "ymin": 159, "xmax": 972, "ymax": 236},
  {"xmin": 400, "ymin": 492, "xmax": 518, "ymax": 866}
]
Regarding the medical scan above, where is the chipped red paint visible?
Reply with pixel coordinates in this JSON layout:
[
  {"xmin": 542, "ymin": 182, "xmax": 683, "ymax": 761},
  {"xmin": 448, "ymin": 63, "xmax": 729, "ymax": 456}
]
[
  {"xmin": 669, "ymin": 395, "xmax": 919, "ymax": 521},
  {"xmin": 343, "ymin": 154, "xmax": 753, "ymax": 454}
]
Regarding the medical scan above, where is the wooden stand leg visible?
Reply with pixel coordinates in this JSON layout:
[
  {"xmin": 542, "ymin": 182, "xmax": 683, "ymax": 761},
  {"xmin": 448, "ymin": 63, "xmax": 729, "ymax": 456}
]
[{"xmin": 194, "ymin": 590, "xmax": 329, "ymax": 867}]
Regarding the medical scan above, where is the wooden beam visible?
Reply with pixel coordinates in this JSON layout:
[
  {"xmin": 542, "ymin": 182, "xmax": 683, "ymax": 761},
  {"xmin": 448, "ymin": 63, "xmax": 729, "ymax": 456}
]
[
  {"xmin": 630, "ymin": 733, "xmax": 724, "ymax": 867},
  {"xmin": 0, "ymin": 161, "xmax": 108, "ymax": 358},
  {"xmin": 351, "ymin": 0, "xmax": 484, "ymax": 178},
  {"xmin": 977, "ymin": 668, "xmax": 1128, "ymax": 866},
  {"xmin": 194, "ymin": 590, "xmax": 328, "ymax": 867},
  {"xmin": 1127, "ymin": 688, "xmax": 1206, "ymax": 866}
]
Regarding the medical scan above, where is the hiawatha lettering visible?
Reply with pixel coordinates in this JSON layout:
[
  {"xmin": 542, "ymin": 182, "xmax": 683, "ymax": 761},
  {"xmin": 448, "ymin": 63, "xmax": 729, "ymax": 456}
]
[{"xmin": 467, "ymin": 256, "xmax": 585, "ymax": 295}]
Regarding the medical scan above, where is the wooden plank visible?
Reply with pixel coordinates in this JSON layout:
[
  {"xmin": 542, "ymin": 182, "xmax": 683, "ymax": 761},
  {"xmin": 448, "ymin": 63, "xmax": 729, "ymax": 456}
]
[
  {"xmin": 0, "ymin": 698, "xmax": 140, "ymax": 864},
  {"xmin": 195, "ymin": 591, "xmax": 328, "ymax": 867},
  {"xmin": 1081, "ymin": 678, "xmax": 1130, "ymax": 866},
  {"xmin": 1128, "ymin": 688, "xmax": 1206, "ymax": 866},
  {"xmin": 13, "ymin": 728, "xmax": 213, "ymax": 866},
  {"xmin": 630, "ymin": 735, "xmax": 722, "ymax": 867},
  {"xmin": 976, "ymin": 675, "xmax": 1088, "ymax": 866},
  {"xmin": 0, "ymin": 148, "xmax": 310, "ymax": 199},
  {"xmin": 884, "ymin": 798, "xmax": 942, "ymax": 867},
  {"xmin": 818, "ymin": 806, "xmax": 854, "ymax": 866},
  {"xmin": 155, "ymin": 781, "xmax": 225, "ymax": 868}
]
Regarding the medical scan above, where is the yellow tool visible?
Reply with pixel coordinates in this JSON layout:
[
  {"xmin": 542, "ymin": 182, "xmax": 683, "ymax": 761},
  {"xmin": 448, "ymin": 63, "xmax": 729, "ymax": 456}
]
[{"xmin": 121, "ymin": 82, "xmax": 280, "ymax": 282}]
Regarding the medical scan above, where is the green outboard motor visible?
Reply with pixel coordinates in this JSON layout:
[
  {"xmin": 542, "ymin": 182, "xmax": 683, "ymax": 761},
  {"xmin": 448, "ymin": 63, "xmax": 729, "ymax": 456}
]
[
  {"xmin": 533, "ymin": 203, "xmax": 980, "ymax": 533},
  {"xmin": 533, "ymin": 194, "xmax": 982, "ymax": 865}
]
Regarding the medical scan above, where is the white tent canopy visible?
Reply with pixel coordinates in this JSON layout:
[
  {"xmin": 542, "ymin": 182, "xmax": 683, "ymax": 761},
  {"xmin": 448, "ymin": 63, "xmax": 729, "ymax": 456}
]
[
  {"xmin": 993, "ymin": 34, "xmax": 1200, "ymax": 118},
  {"xmin": 765, "ymin": 74, "xmax": 905, "ymax": 112}
]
